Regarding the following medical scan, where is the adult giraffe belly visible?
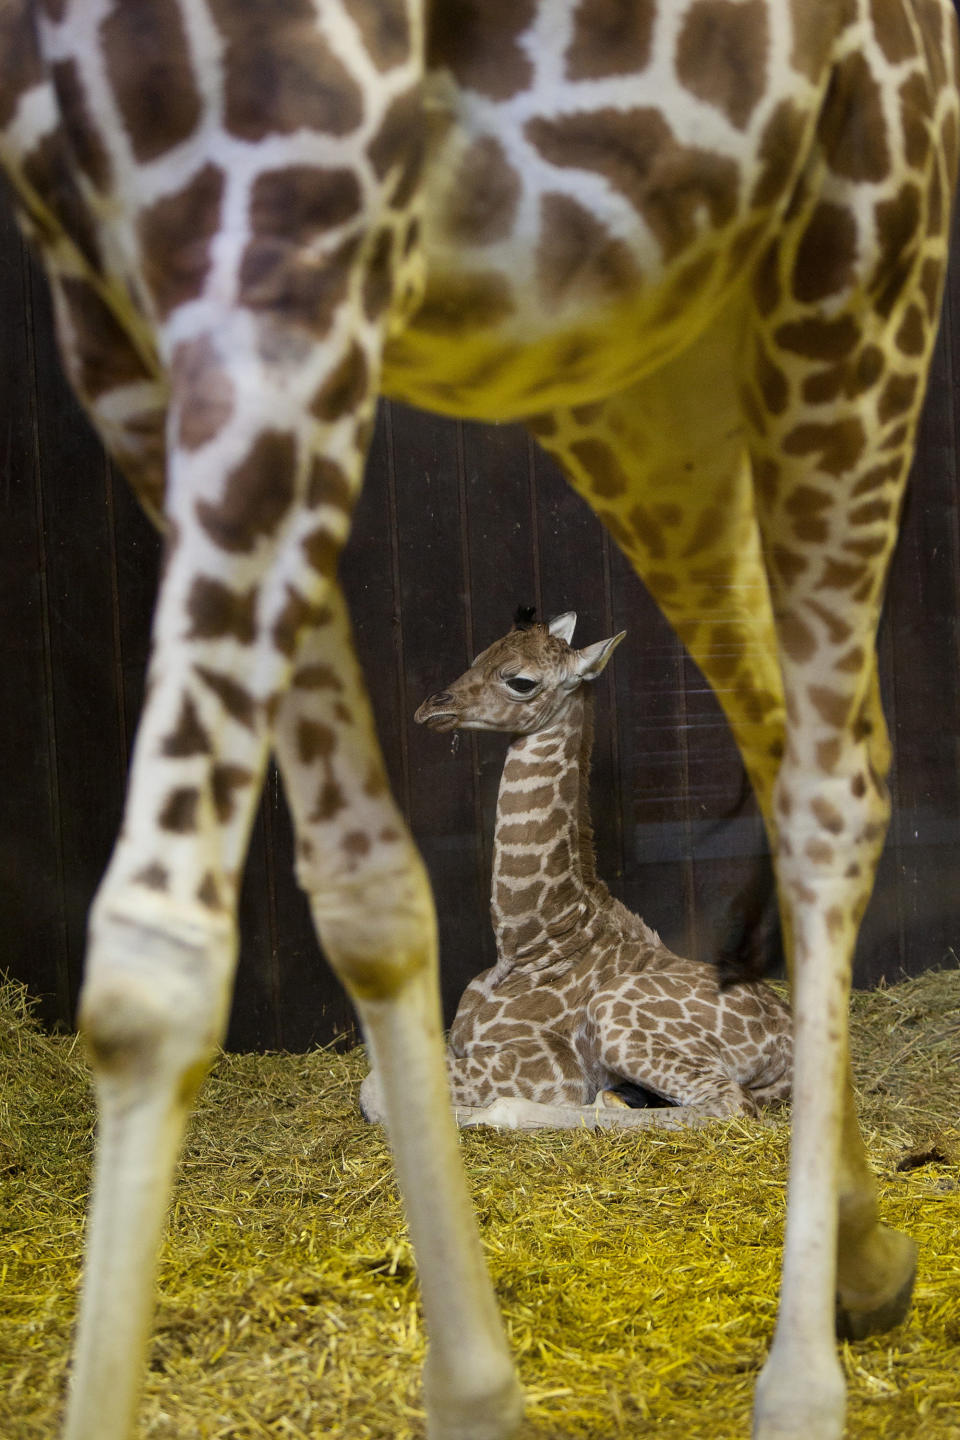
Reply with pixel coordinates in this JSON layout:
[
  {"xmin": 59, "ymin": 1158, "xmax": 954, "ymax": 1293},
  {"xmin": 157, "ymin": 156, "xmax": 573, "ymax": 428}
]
[{"xmin": 380, "ymin": 241, "xmax": 753, "ymax": 421}]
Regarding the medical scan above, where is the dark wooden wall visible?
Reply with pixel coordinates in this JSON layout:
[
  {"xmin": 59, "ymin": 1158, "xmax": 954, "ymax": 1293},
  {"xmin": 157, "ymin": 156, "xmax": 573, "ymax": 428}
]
[{"xmin": 3, "ymin": 195, "xmax": 960, "ymax": 1053}]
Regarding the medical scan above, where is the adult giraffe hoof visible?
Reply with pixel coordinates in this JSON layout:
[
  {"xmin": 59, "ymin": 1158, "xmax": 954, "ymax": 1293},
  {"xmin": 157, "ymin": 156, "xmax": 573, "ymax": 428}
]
[
  {"xmin": 835, "ymin": 1226, "xmax": 917, "ymax": 1339},
  {"xmin": 835, "ymin": 1262, "xmax": 916, "ymax": 1340}
]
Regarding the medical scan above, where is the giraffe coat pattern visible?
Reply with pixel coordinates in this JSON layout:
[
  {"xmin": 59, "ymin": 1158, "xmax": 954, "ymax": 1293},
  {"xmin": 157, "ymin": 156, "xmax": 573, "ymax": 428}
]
[{"xmin": 0, "ymin": 1, "xmax": 957, "ymax": 1439}]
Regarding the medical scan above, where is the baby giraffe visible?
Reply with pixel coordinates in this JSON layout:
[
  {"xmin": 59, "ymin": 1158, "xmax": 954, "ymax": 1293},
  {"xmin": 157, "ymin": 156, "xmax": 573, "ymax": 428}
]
[{"xmin": 363, "ymin": 610, "xmax": 791, "ymax": 1132}]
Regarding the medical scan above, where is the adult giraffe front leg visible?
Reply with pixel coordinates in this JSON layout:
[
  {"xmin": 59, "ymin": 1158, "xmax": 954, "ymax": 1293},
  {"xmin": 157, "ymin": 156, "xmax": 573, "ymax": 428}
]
[{"xmin": 273, "ymin": 591, "xmax": 522, "ymax": 1440}]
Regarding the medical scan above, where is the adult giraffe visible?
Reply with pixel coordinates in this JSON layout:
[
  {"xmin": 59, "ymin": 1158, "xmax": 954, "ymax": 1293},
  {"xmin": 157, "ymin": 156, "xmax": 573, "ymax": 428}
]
[{"xmin": 0, "ymin": 2, "xmax": 956, "ymax": 1439}]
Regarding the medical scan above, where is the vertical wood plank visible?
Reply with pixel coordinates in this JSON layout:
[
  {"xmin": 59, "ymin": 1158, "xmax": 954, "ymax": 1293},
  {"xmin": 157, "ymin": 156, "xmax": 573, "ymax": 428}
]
[
  {"xmin": 28, "ymin": 260, "xmax": 126, "ymax": 1018},
  {"xmin": 0, "ymin": 217, "xmax": 69, "ymax": 1023}
]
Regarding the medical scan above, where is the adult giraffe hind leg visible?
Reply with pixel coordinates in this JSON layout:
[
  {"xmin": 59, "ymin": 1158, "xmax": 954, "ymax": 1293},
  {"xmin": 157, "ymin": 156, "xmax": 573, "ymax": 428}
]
[{"xmin": 744, "ymin": 24, "xmax": 958, "ymax": 1431}]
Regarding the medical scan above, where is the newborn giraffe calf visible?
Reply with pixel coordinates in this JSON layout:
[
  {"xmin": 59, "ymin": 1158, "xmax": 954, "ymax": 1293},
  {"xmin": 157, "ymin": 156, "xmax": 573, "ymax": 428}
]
[{"xmin": 363, "ymin": 610, "xmax": 792, "ymax": 1132}]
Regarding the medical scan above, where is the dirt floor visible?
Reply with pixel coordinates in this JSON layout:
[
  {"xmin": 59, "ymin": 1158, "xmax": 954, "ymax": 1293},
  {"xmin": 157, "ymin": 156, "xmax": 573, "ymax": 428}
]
[{"xmin": 1, "ymin": 969, "xmax": 958, "ymax": 1440}]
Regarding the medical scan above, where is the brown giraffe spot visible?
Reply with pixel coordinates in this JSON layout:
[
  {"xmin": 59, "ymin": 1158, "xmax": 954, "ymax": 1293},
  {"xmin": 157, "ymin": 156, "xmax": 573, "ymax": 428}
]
[
  {"xmin": 569, "ymin": 438, "xmax": 631, "ymax": 499},
  {"xmin": 301, "ymin": 525, "xmax": 341, "ymax": 578},
  {"xmin": 363, "ymin": 228, "xmax": 394, "ymax": 322},
  {"xmin": 787, "ymin": 0, "xmax": 834, "ymax": 79},
  {"xmin": 805, "ymin": 838, "xmax": 835, "ymax": 865},
  {"xmin": 774, "ymin": 314, "xmax": 860, "ymax": 361},
  {"xmin": 817, "ymin": 737, "xmax": 841, "ymax": 771},
  {"xmin": 297, "ymin": 719, "xmax": 336, "ymax": 764},
  {"xmin": 675, "ymin": 0, "xmax": 769, "ymax": 131},
  {"xmin": 57, "ymin": 278, "xmax": 149, "ymax": 400},
  {"xmin": 752, "ymin": 240, "xmax": 782, "ymax": 316},
  {"xmin": 880, "ymin": 423, "xmax": 909, "ymax": 454},
  {"xmin": 197, "ymin": 872, "xmax": 223, "ymax": 910},
  {"xmin": 626, "ymin": 502, "xmax": 667, "ymax": 558},
  {"xmin": 871, "ymin": 0, "xmax": 920, "ymax": 62},
  {"xmin": 497, "ymin": 817, "xmax": 562, "ymax": 846},
  {"xmin": 414, "ymin": 271, "xmax": 515, "ymax": 335},
  {"xmin": 920, "ymin": 255, "xmax": 944, "ymax": 320},
  {"xmin": 138, "ymin": 164, "xmax": 225, "ymax": 320},
  {"xmin": 272, "ymin": 585, "xmax": 327, "ymax": 658},
  {"xmin": 195, "ymin": 665, "xmax": 258, "ymax": 728},
  {"xmin": 808, "ymin": 684, "xmax": 849, "ymax": 728},
  {"xmin": 158, "ymin": 786, "xmax": 199, "ymax": 833},
  {"xmin": 210, "ymin": 765, "xmax": 253, "ymax": 822},
  {"xmin": 343, "ymin": 0, "xmax": 410, "ymax": 70},
  {"xmin": 306, "ymin": 455, "xmax": 353, "ymax": 511},
  {"xmin": 870, "ymin": 183, "xmax": 922, "ymax": 317},
  {"xmin": 926, "ymin": 157, "xmax": 945, "ymax": 239},
  {"xmin": 172, "ymin": 337, "xmax": 235, "ymax": 450},
  {"xmin": 101, "ymin": 0, "xmax": 200, "ymax": 162},
  {"xmin": 750, "ymin": 100, "xmax": 808, "ymax": 209},
  {"xmin": 50, "ymin": 59, "xmax": 112, "ymax": 191},
  {"xmin": 528, "ymin": 412, "xmax": 559, "ymax": 437},
  {"xmin": 186, "ymin": 575, "xmax": 258, "ymax": 642},
  {"xmin": 499, "ymin": 851, "xmax": 544, "ymax": 879},
  {"xmin": 294, "ymin": 663, "xmax": 343, "ymax": 692},
  {"xmin": 771, "ymin": 544, "xmax": 808, "ymax": 587},
  {"xmin": 818, "ymin": 557, "xmax": 868, "ymax": 591},
  {"xmin": 196, "ymin": 431, "xmax": 296, "ymax": 554},
  {"xmin": 899, "ymin": 72, "xmax": 933, "ymax": 168},
  {"xmin": 343, "ymin": 831, "xmax": 372, "ymax": 858},
  {"xmin": 844, "ymin": 535, "xmax": 887, "ymax": 559},
  {"xmin": 792, "ymin": 202, "xmax": 858, "ymax": 303},
  {"xmin": 0, "ymin": 0, "xmax": 45, "ymax": 129},
  {"xmin": 367, "ymin": 86, "xmax": 425, "ymax": 207},
  {"xmin": 779, "ymin": 613, "xmax": 816, "ymax": 662},
  {"xmin": 825, "ymin": 905, "xmax": 845, "ymax": 938},
  {"xmin": 851, "ymin": 458, "xmax": 902, "ymax": 497},
  {"xmin": 848, "ymin": 345, "xmax": 886, "ymax": 397},
  {"xmin": 428, "ymin": 0, "xmax": 536, "ymax": 99},
  {"xmin": 849, "ymin": 497, "xmax": 892, "ymax": 527},
  {"xmin": 525, "ymin": 109, "xmax": 739, "ymax": 261},
  {"xmin": 536, "ymin": 193, "xmax": 641, "ymax": 307},
  {"xmin": 209, "ymin": 0, "xmax": 363, "ymax": 140},
  {"xmin": 133, "ymin": 862, "xmax": 169, "ymax": 891},
  {"xmin": 817, "ymin": 52, "xmax": 891, "ymax": 183},
  {"xmin": 785, "ymin": 484, "xmax": 832, "ymax": 544},
  {"xmin": 162, "ymin": 695, "xmax": 212, "ymax": 757},
  {"xmin": 500, "ymin": 784, "xmax": 557, "ymax": 817},
  {"xmin": 878, "ymin": 372, "xmax": 919, "ymax": 423},
  {"xmin": 851, "ymin": 773, "xmax": 868, "ymax": 799},
  {"xmin": 755, "ymin": 339, "xmax": 789, "ymax": 415},
  {"xmin": 311, "ymin": 343, "xmax": 369, "ymax": 423},
  {"xmin": 834, "ymin": 644, "xmax": 866, "ymax": 673},
  {"xmin": 783, "ymin": 418, "xmax": 865, "ymax": 476},
  {"xmin": 312, "ymin": 780, "xmax": 347, "ymax": 821},
  {"xmin": 812, "ymin": 797, "xmax": 844, "ymax": 834},
  {"xmin": 249, "ymin": 165, "xmax": 362, "ymax": 246},
  {"xmin": 443, "ymin": 136, "xmax": 521, "ymax": 246},
  {"xmin": 565, "ymin": 0, "xmax": 655, "ymax": 78}
]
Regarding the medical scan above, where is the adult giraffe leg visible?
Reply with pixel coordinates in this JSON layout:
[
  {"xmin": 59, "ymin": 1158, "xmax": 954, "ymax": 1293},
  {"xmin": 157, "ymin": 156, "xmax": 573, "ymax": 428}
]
[
  {"xmin": 273, "ymin": 591, "xmax": 523, "ymax": 1440},
  {"xmin": 742, "ymin": 69, "xmax": 957, "ymax": 1422},
  {"xmin": 528, "ymin": 304, "xmax": 786, "ymax": 824}
]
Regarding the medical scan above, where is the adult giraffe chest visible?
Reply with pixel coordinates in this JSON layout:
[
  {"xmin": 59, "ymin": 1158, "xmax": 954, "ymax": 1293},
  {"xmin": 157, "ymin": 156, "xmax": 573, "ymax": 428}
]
[{"xmin": 381, "ymin": 0, "xmax": 838, "ymax": 420}]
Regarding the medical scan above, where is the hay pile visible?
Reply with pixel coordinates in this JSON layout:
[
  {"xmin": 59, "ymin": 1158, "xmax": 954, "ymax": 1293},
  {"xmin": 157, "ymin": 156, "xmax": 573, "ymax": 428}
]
[{"xmin": 1, "ymin": 970, "xmax": 958, "ymax": 1440}]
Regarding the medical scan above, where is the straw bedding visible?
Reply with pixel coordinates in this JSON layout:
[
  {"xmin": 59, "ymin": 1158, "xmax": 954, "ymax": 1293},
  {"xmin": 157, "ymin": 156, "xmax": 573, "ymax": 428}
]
[{"xmin": 1, "ymin": 970, "xmax": 958, "ymax": 1439}]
